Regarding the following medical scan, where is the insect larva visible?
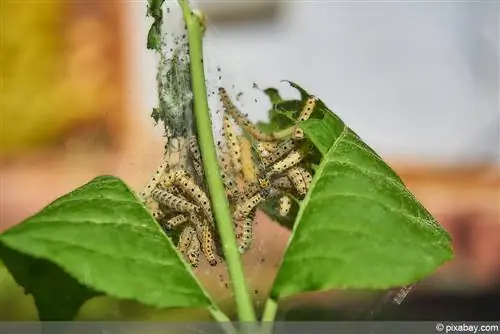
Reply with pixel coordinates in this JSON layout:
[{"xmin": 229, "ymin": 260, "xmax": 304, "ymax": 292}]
[
  {"xmin": 234, "ymin": 192, "xmax": 266, "ymax": 221},
  {"xmin": 256, "ymin": 143, "xmax": 270, "ymax": 157},
  {"xmin": 178, "ymin": 225, "xmax": 196, "ymax": 254},
  {"xmin": 186, "ymin": 233, "xmax": 201, "ymax": 267},
  {"xmin": 240, "ymin": 182, "xmax": 261, "ymax": 201},
  {"xmin": 293, "ymin": 127, "xmax": 305, "ymax": 139},
  {"xmin": 145, "ymin": 197, "xmax": 165, "ymax": 221},
  {"xmin": 159, "ymin": 170, "xmax": 214, "ymax": 224},
  {"xmin": 259, "ymin": 141, "xmax": 280, "ymax": 153},
  {"xmin": 178, "ymin": 140, "xmax": 189, "ymax": 171},
  {"xmin": 297, "ymin": 96, "xmax": 318, "ymax": 122},
  {"xmin": 279, "ymin": 195, "xmax": 292, "ymax": 217},
  {"xmin": 201, "ymin": 224, "xmax": 218, "ymax": 266},
  {"xmin": 297, "ymin": 166, "xmax": 313, "ymax": 190},
  {"xmin": 217, "ymin": 149, "xmax": 240, "ymax": 198},
  {"xmin": 188, "ymin": 136, "xmax": 205, "ymax": 178},
  {"xmin": 223, "ymin": 114, "xmax": 242, "ymax": 173},
  {"xmin": 221, "ymin": 170, "xmax": 240, "ymax": 198},
  {"xmin": 163, "ymin": 214, "xmax": 188, "ymax": 230},
  {"xmin": 268, "ymin": 149, "xmax": 306, "ymax": 176},
  {"xmin": 263, "ymin": 139, "xmax": 295, "ymax": 167},
  {"xmin": 238, "ymin": 216, "xmax": 254, "ymax": 254},
  {"xmin": 239, "ymin": 135, "xmax": 257, "ymax": 184},
  {"xmin": 151, "ymin": 188, "xmax": 199, "ymax": 213},
  {"xmin": 293, "ymin": 96, "xmax": 318, "ymax": 138},
  {"xmin": 192, "ymin": 159, "xmax": 205, "ymax": 180},
  {"xmin": 174, "ymin": 170, "xmax": 214, "ymax": 225},
  {"xmin": 287, "ymin": 167, "xmax": 307, "ymax": 196},
  {"xmin": 219, "ymin": 87, "xmax": 276, "ymax": 142},
  {"xmin": 140, "ymin": 158, "xmax": 169, "ymax": 200},
  {"xmin": 272, "ymin": 176, "xmax": 292, "ymax": 189}
]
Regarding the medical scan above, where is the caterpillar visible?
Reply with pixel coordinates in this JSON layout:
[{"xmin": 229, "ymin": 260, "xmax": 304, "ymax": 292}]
[
  {"xmin": 140, "ymin": 158, "xmax": 169, "ymax": 200},
  {"xmin": 201, "ymin": 223, "xmax": 218, "ymax": 266},
  {"xmin": 163, "ymin": 214, "xmax": 188, "ymax": 230},
  {"xmin": 160, "ymin": 170, "xmax": 214, "ymax": 225},
  {"xmin": 293, "ymin": 96, "xmax": 318, "ymax": 139},
  {"xmin": 237, "ymin": 216, "xmax": 254, "ymax": 254},
  {"xmin": 223, "ymin": 114, "xmax": 242, "ymax": 174},
  {"xmin": 151, "ymin": 188, "xmax": 199, "ymax": 213},
  {"xmin": 263, "ymin": 139, "xmax": 295, "ymax": 167},
  {"xmin": 287, "ymin": 167, "xmax": 308, "ymax": 196},
  {"xmin": 298, "ymin": 166, "xmax": 313, "ymax": 190},
  {"xmin": 278, "ymin": 195, "xmax": 292, "ymax": 217},
  {"xmin": 145, "ymin": 197, "xmax": 165, "ymax": 220},
  {"xmin": 186, "ymin": 232, "xmax": 201, "ymax": 267},
  {"xmin": 219, "ymin": 87, "xmax": 276, "ymax": 142},
  {"xmin": 187, "ymin": 135, "xmax": 205, "ymax": 179},
  {"xmin": 233, "ymin": 191, "xmax": 268, "ymax": 221},
  {"xmin": 178, "ymin": 225, "xmax": 196, "ymax": 254},
  {"xmin": 268, "ymin": 149, "xmax": 307, "ymax": 176},
  {"xmin": 272, "ymin": 176, "xmax": 292, "ymax": 190},
  {"xmin": 239, "ymin": 135, "xmax": 257, "ymax": 184}
]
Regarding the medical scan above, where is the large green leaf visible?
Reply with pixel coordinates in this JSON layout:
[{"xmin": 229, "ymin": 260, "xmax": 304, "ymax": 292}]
[
  {"xmin": 269, "ymin": 83, "xmax": 453, "ymax": 299},
  {"xmin": 0, "ymin": 176, "xmax": 212, "ymax": 320}
]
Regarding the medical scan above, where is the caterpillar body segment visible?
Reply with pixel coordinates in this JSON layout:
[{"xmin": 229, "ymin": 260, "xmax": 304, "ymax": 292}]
[
  {"xmin": 256, "ymin": 143, "xmax": 271, "ymax": 158},
  {"xmin": 159, "ymin": 170, "xmax": 214, "ymax": 225},
  {"xmin": 223, "ymin": 114, "xmax": 243, "ymax": 173},
  {"xmin": 233, "ymin": 191, "xmax": 268, "ymax": 221},
  {"xmin": 219, "ymin": 87, "xmax": 276, "ymax": 142},
  {"xmin": 178, "ymin": 225, "xmax": 196, "ymax": 254},
  {"xmin": 263, "ymin": 139, "xmax": 295, "ymax": 167},
  {"xmin": 287, "ymin": 167, "xmax": 308, "ymax": 196},
  {"xmin": 293, "ymin": 127, "xmax": 305, "ymax": 139},
  {"xmin": 297, "ymin": 166, "xmax": 313, "ymax": 190},
  {"xmin": 176, "ymin": 170, "xmax": 215, "ymax": 225},
  {"xmin": 237, "ymin": 216, "xmax": 254, "ymax": 254},
  {"xmin": 279, "ymin": 195, "xmax": 292, "ymax": 217},
  {"xmin": 292, "ymin": 96, "xmax": 317, "ymax": 139},
  {"xmin": 259, "ymin": 141, "xmax": 280, "ymax": 153},
  {"xmin": 201, "ymin": 224, "xmax": 218, "ymax": 266},
  {"xmin": 268, "ymin": 149, "xmax": 307, "ymax": 176},
  {"xmin": 140, "ymin": 158, "xmax": 169, "ymax": 200},
  {"xmin": 163, "ymin": 214, "xmax": 188, "ymax": 230},
  {"xmin": 240, "ymin": 182, "xmax": 261, "ymax": 201},
  {"xmin": 187, "ymin": 136, "xmax": 205, "ymax": 179},
  {"xmin": 186, "ymin": 234, "xmax": 201, "ymax": 267},
  {"xmin": 272, "ymin": 176, "xmax": 292, "ymax": 190},
  {"xmin": 297, "ymin": 95, "xmax": 318, "ymax": 122},
  {"xmin": 239, "ymin": 135, "xmax": 258, "ymax": 184},
  {"xmin": 151, "ymin": 188, "xmax": 199, "ymax": 213},
  {"xmin": 145, "ymin": 197, "xmax": 165, "ymax": 221}
]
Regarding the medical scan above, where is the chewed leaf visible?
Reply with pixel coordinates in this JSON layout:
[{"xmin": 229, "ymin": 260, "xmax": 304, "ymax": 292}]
[
  {"xmin": 0, "ymin": 176, "xmax": 212, "ymax": 320},
  {"xmin": 262, "ymin": 88, "xmax": 283, "ymax": 105},
  {"xmin": 270, "ymin": 83, "xmax": 453, "ymax": 299}
]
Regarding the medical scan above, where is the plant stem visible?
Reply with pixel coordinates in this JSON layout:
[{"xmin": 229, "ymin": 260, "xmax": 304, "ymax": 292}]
[
  {"xmin": 261, "ymin": 297, "xmax": 278, "ymax": 323},
  {"xmin": 208, "ymin": 306, "xmax": 238, "ymax": 334},
  {"xmin": 178, "ymin": 0, "xmax": 257, "ymax": 323}
]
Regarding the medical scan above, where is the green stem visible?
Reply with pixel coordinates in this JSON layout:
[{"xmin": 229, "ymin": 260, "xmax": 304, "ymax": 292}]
[
  {"xmin": 261, "ymin": 297, "xmax": 278, "ymax": 323},
  {"xmin": 178, "ymin": 0, "xmax": 257, "ymax": 323},
  {"xmin": 208, "ymin": 306, "xmax": 238, "ymax": 334}
]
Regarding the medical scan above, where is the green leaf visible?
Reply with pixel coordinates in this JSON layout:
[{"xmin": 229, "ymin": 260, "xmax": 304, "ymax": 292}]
[
  {"xmin": 270, "ymin": 83, "xmax": 454, "ymax": 299},
  {"xmin": 0, "ymin": 176, "xmax": 212, "ymax": 320},
  {"xmin": 262, "ymin": 88, "xmax": 283, "ymax": 104},
  {"xmin": 147, "ymin": 23, "xmax": 162, "ymax": 51}
]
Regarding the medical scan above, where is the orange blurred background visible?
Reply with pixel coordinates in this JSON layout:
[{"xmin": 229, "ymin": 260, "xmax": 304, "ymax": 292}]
[{"xmin": 0, "ymin": 0, "xmax": 499, "ymax": 321}]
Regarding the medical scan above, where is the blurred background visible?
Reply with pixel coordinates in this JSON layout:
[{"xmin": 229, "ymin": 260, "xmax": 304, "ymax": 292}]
[{"xmin": 1, "ymin": 0, "xmax": 499, "ymax": 321}]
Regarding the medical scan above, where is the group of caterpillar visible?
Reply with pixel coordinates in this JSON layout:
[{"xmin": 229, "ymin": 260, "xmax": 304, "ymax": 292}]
[
  {"xmin": 141, "ymin": 86, "xmax": 319, "ymax": 266},
  {"xmin": 141, "ymin": 138, "xmax": 218, "ymax": 268},
  {"xmin": 218, "ymin": 87, "xmax": 318, "ymax": 253}
]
